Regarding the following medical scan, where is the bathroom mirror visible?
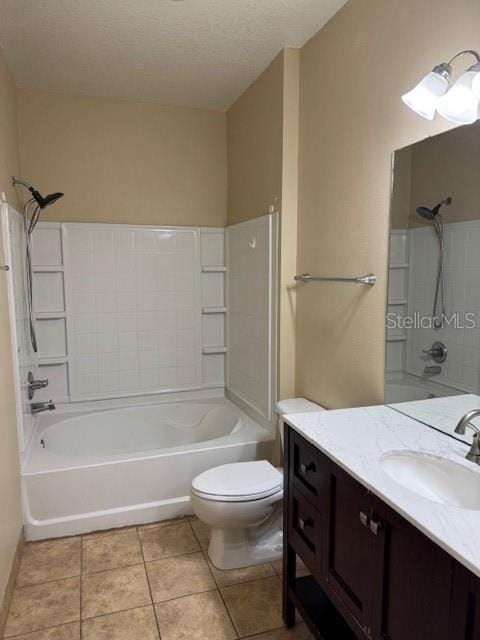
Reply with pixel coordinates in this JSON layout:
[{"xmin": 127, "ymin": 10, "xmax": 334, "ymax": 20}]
[{"xmin": 385, "ymin": 121, "xmax": 480, "ymax": 443}]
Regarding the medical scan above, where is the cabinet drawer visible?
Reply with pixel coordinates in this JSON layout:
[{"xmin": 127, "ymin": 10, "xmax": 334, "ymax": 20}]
[
  {"xmin": 288, "ymin": 485, "xmax": 321, "ymax": 579},
  {"xmin": 289, "ymin": 429, "xmax": 321, "ymax": 505}
]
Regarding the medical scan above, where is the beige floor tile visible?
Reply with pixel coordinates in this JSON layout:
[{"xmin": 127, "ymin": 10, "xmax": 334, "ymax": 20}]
[
  {"xmin": 82, "ymin": 530, "xmax": 143, "ymax": 574},
  {"xmin": 189, "ymin": 519, "xmax": 210, "ymax": 550},
  {"xmin": 139, "ymin": 522, "xmax": 200, "ymax": 561},
  {"xmin": 82, "ymin": 605, "xmax": 159, "ymax": 639},
  {"xmin": 221, "ymin": 575, "xmax": 283, "ymax": 637},
  {"xmin": 146, "ymin": 552, "xmax": 215, "ymax": 602},
  {"xmin": 16, "ymin": 538, "xmax": 81, "ymax": 587},
  {"xmin": 207, "ymin": 556, "xmax": 275, "ymax": 588},
  {"xmin": 4, "ymin": 578, "xmax": 80, "ymax": 637},
  {"xmin": 3, "ymin": 622, "xmax": 80, "ymax": 640},
  {"xmin": 138, "ymin": 516, "xmax": 187, "ymax": 530},
  {"xmin": 155, "ymin": 590, "xmax": 237, "ymax": 640},
  {"xmin": 82, "ymin": 564, "xmax": 151, "ymax": 619},
  {"xmin": 248, "ymin": 623, "xmax": 315, "ymax": 639}
]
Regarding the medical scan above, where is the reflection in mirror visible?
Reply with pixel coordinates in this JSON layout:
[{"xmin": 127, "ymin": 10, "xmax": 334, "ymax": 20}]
[{"xmin": 386, "ymin": 121, "xmax": 480, "ymax": 443}]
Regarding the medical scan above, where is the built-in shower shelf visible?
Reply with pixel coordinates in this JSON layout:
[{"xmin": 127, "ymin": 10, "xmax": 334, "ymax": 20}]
[
  {"xmin": 388, "ymin": 298, "xmax": 408, "ymax": 306},
  {"xmin": 33, "ymin": 265, "xmax": 64, "ymax": 273},
  {"xmin": 201, "ymin": 266, "xmax": 226, "ymax": 273},
  {"xmin": 202, "ymin": 306, "xmax": 227, "ymax": 315},
  {"xmin": 202, "ymin": 346, "xmax": 227, "ymax": 355},
  {"xmin": 35, "ymin": 311, "xmax": 66, "ymax": 320},
  {"xmin": 38, "ymin": 356, "xmax": 68, "ymax": 366},
  {"xmin": 389, "ymin": 263, "xmax": 409, "ymax": 269},
  {"xmin": 386, "ymin": 334, "xmax": 407, "ymax": 343}
]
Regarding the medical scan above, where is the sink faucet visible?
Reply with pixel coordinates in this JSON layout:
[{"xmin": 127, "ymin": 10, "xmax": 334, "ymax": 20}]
[
  {"xmin": 31, "ymin": 401, "xmax": 55, "ymax": 415},
  {"xmin": 455, "ymin": 409, "xmax": 480, "ymax": 464}
]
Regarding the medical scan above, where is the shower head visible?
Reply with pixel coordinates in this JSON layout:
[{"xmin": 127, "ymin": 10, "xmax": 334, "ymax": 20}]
[
  {"xmin": 12, "ymin": 177, "xmax": 64, "ymax": 210},
  {"xmin": 416, "ymin": 197, "xmax": 452, "ymax": 220}
]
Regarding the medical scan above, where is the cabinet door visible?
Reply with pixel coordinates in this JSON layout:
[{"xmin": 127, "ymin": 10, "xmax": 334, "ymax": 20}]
[
  {"xmin": 374, "ymin": 500, "xmax": 452, "ymax": 640},
  {"xmin": 325, "ymin": 465, "xmax": 382, "ymax": 636},
  {"xmin": 450, "ymin": 562, "xmax": 480, "ymax": 640}
]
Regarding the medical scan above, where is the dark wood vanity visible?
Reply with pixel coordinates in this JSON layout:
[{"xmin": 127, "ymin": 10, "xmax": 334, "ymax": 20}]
[{"xmin": 283, "ymin": 423, "xmax": 480, "ymax": 640}]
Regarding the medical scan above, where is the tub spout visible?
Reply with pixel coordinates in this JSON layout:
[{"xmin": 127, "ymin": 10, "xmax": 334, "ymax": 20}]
[{"xmin": 31, "ymin": 401, "xmax": 55, "ymax": 415}]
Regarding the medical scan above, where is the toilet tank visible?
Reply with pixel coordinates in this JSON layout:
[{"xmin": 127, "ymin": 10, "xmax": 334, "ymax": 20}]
[{"xmin": 276, "ymin": 398, "xmax": 324, "ymax": 452}]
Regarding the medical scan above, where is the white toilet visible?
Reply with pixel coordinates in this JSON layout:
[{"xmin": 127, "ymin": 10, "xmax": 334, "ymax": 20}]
[{"xmin": 190, "ymin": 398, "xmax": 323, "ymax": 570}]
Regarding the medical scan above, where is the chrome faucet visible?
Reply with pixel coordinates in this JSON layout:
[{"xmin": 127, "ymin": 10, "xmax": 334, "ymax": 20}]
[
  {"xmin": 424, "ymin": 365, "xmax": 442, "ymax": 376},
  {"xmin": 27, "ymin": 371, "xmax": 48, "ymax": 400},
  {"xmin": 455, "ymin": 409, "xmax": 480, "ymax": 464},
  {"xmin": 31, "ymin": 401, "xmax": 55, "ymax": 415}
]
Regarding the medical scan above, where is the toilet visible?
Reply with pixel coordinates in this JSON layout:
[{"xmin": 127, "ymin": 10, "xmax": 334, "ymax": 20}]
[{"xmin": 190, "ymin": 398, "xmax": 323, "ymax": 570}]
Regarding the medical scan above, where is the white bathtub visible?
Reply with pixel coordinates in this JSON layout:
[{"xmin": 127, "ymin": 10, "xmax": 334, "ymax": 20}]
[
  {"xmin": 22, "ymin": 397, "xmax": 275, "ymax": 540},
  {"xmin": 385, "ymin": 376, "xmax": 462, "ymax": 404}
]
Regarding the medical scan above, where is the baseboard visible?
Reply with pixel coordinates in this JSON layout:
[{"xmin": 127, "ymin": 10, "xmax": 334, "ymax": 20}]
[{"xmin": 0, "ymin": 528, "xmax": 24, "ymax": 637}]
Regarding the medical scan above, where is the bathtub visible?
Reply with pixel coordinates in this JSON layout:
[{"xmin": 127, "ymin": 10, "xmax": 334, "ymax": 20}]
[
  {"xmin": 22, "ymin": 397, "xmax": 275, "ymax": 540},
  {"xmin": 385, "ymin": 376, "xmax": 462, "ymax": 404}
]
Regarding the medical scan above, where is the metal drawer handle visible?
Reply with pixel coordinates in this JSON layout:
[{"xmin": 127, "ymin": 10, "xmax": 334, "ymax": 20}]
[
  {"xmin": 300, "ymin": 462, "xmax": 316, "ymax": 474},
  {"xmin": 298, "ymin": 517, "xmax": 313, "ymax": 531},
  {"xmin": 370, "ymin": 519, "xmax": 383, "ymax": 536},
  {"xmin": 359, "ymin": 511, "xmax": 370, "ymax": 528}
]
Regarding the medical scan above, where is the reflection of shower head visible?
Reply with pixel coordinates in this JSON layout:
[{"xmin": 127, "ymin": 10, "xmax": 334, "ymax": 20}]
[
  {"xmin": 12, "ymin": 177, "xmax": 64, "ymax": 210},
  {"xmin": 416, "ymin": 197, "xmax": 452, "ymax": 220}
]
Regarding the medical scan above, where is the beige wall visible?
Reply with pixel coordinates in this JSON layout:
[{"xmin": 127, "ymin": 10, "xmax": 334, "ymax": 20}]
[
  {"xmin": 17, "ymin": 90, "xmax": 227, "ymax": 227},
  {"xmin": 227, "ymin": 51, "xmax": 284, "ymax": 224},
  {"xmin": 227, "ymin": 49, "xmax": 300, "ymax": 400},
  {"xmin": 296, "ymin": 0, "xmax": 480, "ymax": 408},
  {"xmin": 0, "ymin": 47, "xmax": 23, "ymax": 613}
]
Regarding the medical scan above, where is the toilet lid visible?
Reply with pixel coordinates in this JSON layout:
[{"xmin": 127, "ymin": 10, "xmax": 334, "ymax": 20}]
[{"xmin": 191, "ymin": 461, "xmax": 283, "ymax": 502}]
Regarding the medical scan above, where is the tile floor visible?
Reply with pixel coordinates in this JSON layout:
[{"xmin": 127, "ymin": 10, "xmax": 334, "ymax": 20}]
[{"xmin": 3, "ymin": 517, "xmax": 314, "ymax": 639}]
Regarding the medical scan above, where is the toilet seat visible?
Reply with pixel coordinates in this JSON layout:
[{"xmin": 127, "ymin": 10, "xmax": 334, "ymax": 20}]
[{"xmin": 191, "ymin": 460, "xmax": 282, "ymax": 503}]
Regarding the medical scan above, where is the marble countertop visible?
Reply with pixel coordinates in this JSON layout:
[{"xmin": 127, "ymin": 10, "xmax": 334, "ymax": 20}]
[{"xmin": 284, "ymin": 404, "xmax": 480, "ymax": 577}]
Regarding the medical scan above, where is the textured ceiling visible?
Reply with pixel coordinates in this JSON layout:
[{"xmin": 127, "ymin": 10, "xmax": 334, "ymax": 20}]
[{"xmin": 0, "ymin": 0, "xmax": 347, "ymax": 109}]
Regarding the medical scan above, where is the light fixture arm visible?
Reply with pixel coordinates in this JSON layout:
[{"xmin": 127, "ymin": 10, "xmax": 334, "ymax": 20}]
[{"xmin": 447, "ymin": 49, "xmax": 480, "ymax": 66}]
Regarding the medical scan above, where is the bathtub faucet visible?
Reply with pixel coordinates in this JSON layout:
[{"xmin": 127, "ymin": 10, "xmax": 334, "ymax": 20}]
[
  {"xmin": 31, "ymin": 401, "xmax": 55, "ymax": 415},
  {"xmin": 424, "ymin": 365, "xmax": 441, "ymax": 376}
]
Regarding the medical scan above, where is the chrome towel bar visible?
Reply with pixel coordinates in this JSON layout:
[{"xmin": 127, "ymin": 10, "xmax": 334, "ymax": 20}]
[{"xmin": 294, "ymin": 273, "xmax": 376, "ymax": 286}]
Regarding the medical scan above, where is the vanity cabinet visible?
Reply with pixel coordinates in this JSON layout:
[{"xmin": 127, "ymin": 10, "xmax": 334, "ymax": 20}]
[{"xmin": 283, "ymin": 424, "xmax": 477, "ymax": 640}]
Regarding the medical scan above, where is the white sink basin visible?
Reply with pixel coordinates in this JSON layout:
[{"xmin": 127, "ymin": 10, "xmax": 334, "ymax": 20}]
[{"xmin": 381, "ymin": 451, "xmax": 480, "ymax": 510}]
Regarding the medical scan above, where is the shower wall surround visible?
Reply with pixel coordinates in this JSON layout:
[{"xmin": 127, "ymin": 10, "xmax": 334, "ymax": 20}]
[
  {"xmin": 31, "ymin": 222, "xmax": 226, "ymax": 403},
  {"xmin": 64, "ymin": 224, "xmax": 202, "ymax": 400},
  {"xmin": 1, "ymin": 204, "xmax": 38, "ymax": 451},
  {"xmin": 226, "ymin": 214, "xmax": 277, "ymax": 424},
  {"xmin": 387, "ymin": 222, "xmax": 480, "ymax": 393}
]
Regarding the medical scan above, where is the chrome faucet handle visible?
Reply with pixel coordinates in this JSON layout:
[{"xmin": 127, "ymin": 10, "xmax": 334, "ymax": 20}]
[
  {"xmin": 455, "ymin": 410, "xmax": 480, "ymax": 465},
  {"xmin": 422, "ymin": 342, "xmax": 447, "ymax": 363},
  {"xmin": 467, "ymin": 433, "xmax": 480, "ymax": 464},
  {"xmin": 27, "ymin": 371, "xmax": 49, "ymax": 400}
]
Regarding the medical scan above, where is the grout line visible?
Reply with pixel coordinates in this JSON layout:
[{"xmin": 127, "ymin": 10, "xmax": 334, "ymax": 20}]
[
  {"xmin": 79, "ymin": 537, "xmax": 84, "ymax": 640},
  {"xmin": 3, "ymin": 620, "xmax": 81, "ymax": 639},
  {"xmin": 14, "ymin": 572, "xmax": 81, "ymax": 590},
  {"xmin": 153, "ymin": 587, "xmax": 218, "ymax": 606},
  {"xmin": 202, "ymin": 551, "xmax": 239, "ymax": 639},
  {"xmin": 81, "ymin": 603, "xmax": 156, "ymax": 624},
  {"xmin": 136, "ymin": 527, "xmax": 162, "ymax": 639}
]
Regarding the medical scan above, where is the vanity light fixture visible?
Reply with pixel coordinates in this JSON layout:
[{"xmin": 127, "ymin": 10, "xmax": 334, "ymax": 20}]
[{"xmin": 402, "ymin": 49, "xmax": 480, "ymax": 124}]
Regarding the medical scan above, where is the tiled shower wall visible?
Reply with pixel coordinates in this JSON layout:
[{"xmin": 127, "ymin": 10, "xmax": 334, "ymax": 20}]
[
  {"xmin": 31, "ymin": 222, "xmax": 226, "ymax": 403},
  {"xmin": 388, "ymin": 221, "xmax": 480, "ymax": 393},
  {"xmin": 406, "ymin": 221, "xmax": 480, "ymax": 392}
]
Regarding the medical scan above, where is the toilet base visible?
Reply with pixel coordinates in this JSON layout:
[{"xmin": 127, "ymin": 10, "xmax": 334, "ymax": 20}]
[{"xmin": 207, "ymin": 501, "xmax": 283, "ymax": 570}]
